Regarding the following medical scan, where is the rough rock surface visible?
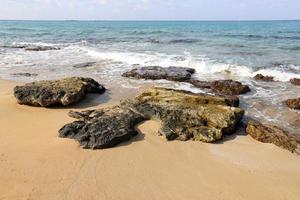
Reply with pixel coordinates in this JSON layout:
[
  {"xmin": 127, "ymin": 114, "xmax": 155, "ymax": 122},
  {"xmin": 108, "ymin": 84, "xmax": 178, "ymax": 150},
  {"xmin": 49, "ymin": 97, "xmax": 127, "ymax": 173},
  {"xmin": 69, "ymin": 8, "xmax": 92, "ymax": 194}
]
[
  {"xmin": 285, "ymin": 98, "xmax": 300, "ymax": 110},
  {"xmin": 290, "ymin": 78, "xmax": 300, "ymax": 85},
  {"xmin": 246, "ymin": 120, "xmax": 300, "ymax": 154},
  {"xmin": 254, "ymin": 74, "xmax": 274, "ymax": 82},
  {"xmin": 187, "ymin": 79, "xmax": 212, "ymax": 89},
  {"xmin": 14, "ymin": 77, "xmax": 105, "ymax": 107},
  {"xmin": 122, "ymin": 66, "xmax": 195, "ymax": 82},
  {"xmin": 59, "ymin": 107, "xmax": 145, "ymax": 149},
  {"xmin": 59, "ymin": 87, "xmax": 244, "ymax": 149},
  {"xmin": 210, "ymin": 80, "xmax": 251, "ymax": 95}
]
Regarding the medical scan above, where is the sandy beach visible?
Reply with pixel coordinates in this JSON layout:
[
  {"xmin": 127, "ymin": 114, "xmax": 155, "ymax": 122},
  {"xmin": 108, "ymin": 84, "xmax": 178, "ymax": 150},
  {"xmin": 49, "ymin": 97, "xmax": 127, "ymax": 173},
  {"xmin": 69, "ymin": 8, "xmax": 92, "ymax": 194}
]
[{"xmin": 0, "ymin": 79, "xmax": 300, "ymax": 200}]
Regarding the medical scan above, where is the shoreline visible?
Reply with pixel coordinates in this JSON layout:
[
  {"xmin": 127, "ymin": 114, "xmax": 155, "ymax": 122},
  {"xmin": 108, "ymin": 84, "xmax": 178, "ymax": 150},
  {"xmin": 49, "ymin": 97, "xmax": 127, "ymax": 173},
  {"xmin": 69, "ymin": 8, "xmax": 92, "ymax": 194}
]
[{"xmin": 1, "ymin": 78, "xmax": 300, "ymax": 200}]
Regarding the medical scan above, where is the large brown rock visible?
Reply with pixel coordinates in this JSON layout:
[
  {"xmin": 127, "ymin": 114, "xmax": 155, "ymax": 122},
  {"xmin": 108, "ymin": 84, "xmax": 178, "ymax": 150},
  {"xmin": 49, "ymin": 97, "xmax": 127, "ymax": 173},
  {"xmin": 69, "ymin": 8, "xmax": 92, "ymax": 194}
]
[
  {"xmin": 246, "ymin": 120, "xmax": 300, "ymax": 154},
  {"xmin": 285, "ymin": 98, "xmax": 300, "ymax": 110},
  {"xmin": 290, "ymin": 78, "xmax": 300, "ymax": 85},
  {"xmin": 122, "ymin": 66, "xmax": 195, "ymax": 82},
  {"xmin": 59, "ymin": 87, "xmax": 244, "ymax": 149},
  {"xmin": 211, "ymin": 80, "xmax": 251, "ymax": 95},
  {"xmin": 14, "ymin": 77, "xmax": 105, "ymax": 107}
]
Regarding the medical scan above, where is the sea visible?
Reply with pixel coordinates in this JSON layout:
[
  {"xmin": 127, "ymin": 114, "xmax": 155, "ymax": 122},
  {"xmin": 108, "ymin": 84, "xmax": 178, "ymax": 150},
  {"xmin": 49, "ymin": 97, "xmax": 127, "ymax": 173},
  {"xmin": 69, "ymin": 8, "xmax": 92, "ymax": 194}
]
[{"xmin": 0, "ymin": 20, "xmax": 299, "ymax": 133}]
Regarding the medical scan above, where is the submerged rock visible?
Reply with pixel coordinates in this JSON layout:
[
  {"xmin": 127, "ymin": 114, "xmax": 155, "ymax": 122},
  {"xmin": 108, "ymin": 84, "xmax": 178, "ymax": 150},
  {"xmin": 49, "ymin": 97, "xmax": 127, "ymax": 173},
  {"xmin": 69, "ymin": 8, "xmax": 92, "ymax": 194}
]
[
  {"xmin": 25, "ymin": 46, "xmax": 60, "ymax": 51},
  {"xmin": 290, "ymin": 78, "xmax": 300, "ymax": 85},
  {"xmin": 285, "ymin": 98, "xmax": 300, "ymax": 110},
  {"xmin": 73, "ymin": 62, "xmax": 97, "ymax": 68},
  {"xmin": 246, "ymin": 120, "xmax": 300, "ymax": 154},
  {"xmin": 59, "ymin": 87, "xmax": 244, "ymax": 149},
  {"xmin": 211, "ymin": 80, "xmax": 251, "ymax": 95},
  {"xmin": 122, "ymin": 66, "xmax": 195, "ymax": 82},
  {"xmin": 254, "ymin": 74, "xmax": 274, "ymax": 82},
  {"xmin": 14, "ymin": 77, "xmax": 105, "ymax": 107},
  {"xmin": 11, "ymin": 72, "xmax": 38, "ymax": 77}
]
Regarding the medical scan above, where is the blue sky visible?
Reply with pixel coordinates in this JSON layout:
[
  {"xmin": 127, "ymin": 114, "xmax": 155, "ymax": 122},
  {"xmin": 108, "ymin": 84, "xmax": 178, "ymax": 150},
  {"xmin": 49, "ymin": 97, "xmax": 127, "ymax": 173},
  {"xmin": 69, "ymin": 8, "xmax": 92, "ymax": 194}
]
[{"xmin": 1, "ymin": 0, "xmax": 299, "ymax": 20}]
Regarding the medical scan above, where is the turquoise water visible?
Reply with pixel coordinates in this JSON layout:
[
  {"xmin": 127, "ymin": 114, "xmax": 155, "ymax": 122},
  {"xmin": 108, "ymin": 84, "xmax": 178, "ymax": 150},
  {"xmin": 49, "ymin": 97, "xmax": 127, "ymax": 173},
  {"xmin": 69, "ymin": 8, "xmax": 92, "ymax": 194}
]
[
  {"xmin": 0, "ymin": 20, "xmax": 300, "ymax": 80},
  {"xmin": 0, "ymin": 20, "xmax": 299, "ymax": 133}
]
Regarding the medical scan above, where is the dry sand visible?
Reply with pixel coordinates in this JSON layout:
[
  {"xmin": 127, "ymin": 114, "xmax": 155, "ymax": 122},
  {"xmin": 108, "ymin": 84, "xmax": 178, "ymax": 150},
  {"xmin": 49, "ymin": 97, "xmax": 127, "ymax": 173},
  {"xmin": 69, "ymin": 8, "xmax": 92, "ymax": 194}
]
[{"xmin": 1, "ymin": 79, "xmax": 300, "ymax": 200}]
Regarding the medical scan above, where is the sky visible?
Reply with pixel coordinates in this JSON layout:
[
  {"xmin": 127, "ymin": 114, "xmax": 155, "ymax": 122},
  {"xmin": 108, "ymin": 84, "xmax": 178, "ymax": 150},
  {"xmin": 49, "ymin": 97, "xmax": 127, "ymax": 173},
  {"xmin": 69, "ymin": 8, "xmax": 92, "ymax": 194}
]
[{"xmin": 0, "ymin": 0, "xmax": 299, "ymax": 20}]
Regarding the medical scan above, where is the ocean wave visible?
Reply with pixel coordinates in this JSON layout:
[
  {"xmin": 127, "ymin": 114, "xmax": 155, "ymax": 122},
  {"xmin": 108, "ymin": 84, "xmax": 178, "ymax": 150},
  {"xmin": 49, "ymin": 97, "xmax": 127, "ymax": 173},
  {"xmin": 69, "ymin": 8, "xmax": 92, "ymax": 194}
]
[{"xmin": 85, "ymin": 48, "xmax": 300, "ymax": 82}]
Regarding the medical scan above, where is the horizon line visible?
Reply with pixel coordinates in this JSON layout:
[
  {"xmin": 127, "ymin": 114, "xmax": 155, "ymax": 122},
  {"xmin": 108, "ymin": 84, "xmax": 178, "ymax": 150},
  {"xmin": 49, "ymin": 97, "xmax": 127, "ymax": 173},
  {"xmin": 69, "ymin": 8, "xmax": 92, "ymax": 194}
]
[{"xmin": 0, "ymin": 19, "xmax": 299, "ymax": 22}]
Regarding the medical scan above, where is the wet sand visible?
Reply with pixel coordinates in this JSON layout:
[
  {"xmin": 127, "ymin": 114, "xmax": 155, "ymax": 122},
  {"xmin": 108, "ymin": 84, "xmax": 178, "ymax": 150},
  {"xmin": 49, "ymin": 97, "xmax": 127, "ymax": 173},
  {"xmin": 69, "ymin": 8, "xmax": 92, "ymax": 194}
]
[{"xmin": 1, "ymin": 79, "xmax": 300, "ymax": 200}]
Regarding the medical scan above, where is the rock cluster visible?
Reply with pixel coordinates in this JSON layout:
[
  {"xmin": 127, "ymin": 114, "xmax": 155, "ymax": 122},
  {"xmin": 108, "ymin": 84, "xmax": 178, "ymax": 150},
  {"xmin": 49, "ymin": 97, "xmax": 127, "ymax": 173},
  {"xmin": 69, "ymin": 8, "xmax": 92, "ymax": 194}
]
[
  {"xmin": 59, "ymin": 87, "xmax": 244, "ymax": 149},
  {"xmin": 14, "ymin": 77, "xmax": 105, "ymax": 107},
  {"xmin": 123, "ymin": 66, "xmax": 251, "ymax": 95},
  {"xmin": 246, "ymin": 120, "xmax": 300, "ymax": 154}
]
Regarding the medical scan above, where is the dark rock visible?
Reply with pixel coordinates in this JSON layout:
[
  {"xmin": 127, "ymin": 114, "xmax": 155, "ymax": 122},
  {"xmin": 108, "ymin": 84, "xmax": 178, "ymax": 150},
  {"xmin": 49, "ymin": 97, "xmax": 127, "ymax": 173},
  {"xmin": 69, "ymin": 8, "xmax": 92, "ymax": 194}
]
[
  {"xmin": 59, "ymin": 107, "xmax": 145, "ymax": 149},
  {"xmin": 285, "ymin": 98, "xmax": 300, "ymax": 110},
  {"xmin": 14, "ymin": 77, "xmax": 105, "ymax": 107},
  {"xmin": 210, "ymin": 80, "xmax": 251, "ymax": 95},
  {"xmin": 254, "ymin": 74, "xmax": 274, "ymax": 82},
  {"xmin": 246, "ymin": 120, "xmax": 300, "ymax": 154},
  {"xmin": 11, "ymin": 73, "xmax": 38, "ymax": 77},
  {"xmin": 73, "ymin": 62, "xmax": 97, "ymax": 68},
  {"xmin": 290, "ymin": 78, "xmax": 300, "ymax": 85},
  {"xmin": 122, "ymin": 66, "xmax": 195, "ymax": 82},
  {"xmin": 25, "ymin": 46, "xmax": 60, "ymax": 51},
  {"xmin": 59, "ymin": 87, "xmax": 244, "ymax": 149}
]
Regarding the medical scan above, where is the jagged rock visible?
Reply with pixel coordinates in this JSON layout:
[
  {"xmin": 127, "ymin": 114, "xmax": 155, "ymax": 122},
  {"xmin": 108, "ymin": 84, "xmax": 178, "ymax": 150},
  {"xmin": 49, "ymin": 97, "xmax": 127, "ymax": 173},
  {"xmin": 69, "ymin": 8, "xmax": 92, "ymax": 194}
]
[
  {"xmin": 285, "ymin": 98, "xmax": 300, "ymax": 110},
  {"xmin": 73, "ymin": 62, "xmax": 97, "ymax": 68},
  {"xmin": 14, "ymin": 77, "xmax": 105, "ymax": 107},
  {"xmin": 210, "ymin": 80, "xmax": 251, "ymax": 95},
  {"xmin": 59, "ymin": 87, "xmax": 244, "ymax": 149},
  {"xmin": 246, "ymin": 120, "xmax": 300, "ymax": 154},
  {"xmin": 11, "ymin": 72, "xmax": 38, "ymax": 77},
  {"xmin": 59, "ymin": 107, "xmax": 145, "ymax": 149},
  {"xmin": 290, "ymin": 78, "xmax": 300, "ymax": 85},
  {"xmin": 254, "ymin": 74, "xmax": 274, "ymax": 82},
  {"xmin": 122, "ymin": 66, "xmax": 195, "ymax": 82},
  {"xmin": 124, "ymin": 88, "xmax": 244, "ymax": 142}
]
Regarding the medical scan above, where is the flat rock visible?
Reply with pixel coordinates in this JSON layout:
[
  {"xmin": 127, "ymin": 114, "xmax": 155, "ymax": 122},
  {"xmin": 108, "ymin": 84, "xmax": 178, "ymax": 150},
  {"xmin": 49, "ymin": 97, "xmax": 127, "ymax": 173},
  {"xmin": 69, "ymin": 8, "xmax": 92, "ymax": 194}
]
[
  {"xmin": 254, "ymin": 74, "xmax": 274, "ymax": 82},
  {"xmin": 211, "ymin": 80, "xmax": 251, "ymax": 95},
  {"xmin": 122, "ymin": 66, "xmax": 195, "ymax": 82},
  {"xmin": 285, "ymin": 98, "xmax": 300, "ymax": 110},
  {"xmin": 73, "ymin": 62, "xmax": 97, "ymax": 68},
  {"xmin": 25, "ymin": 46, "xmax": 60, "ymax": 51},
  {"xmin": 14, "ymin": 77, "xmax": 105, "ymax": 107},
  {"xmin": 59, "ymin": 87, "xmax": 244, "ymax": 149},
  {"xmin": 11, "ymin": 72, "xmax": 38, "ymax": 77},
  {"xmin": 290, "ymin": 78, "xmax": 300, "ymax": 85},
  {"xmin": 246, "ymin": 120, "xmax": 300, "ymax": 154}
]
